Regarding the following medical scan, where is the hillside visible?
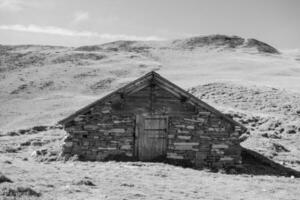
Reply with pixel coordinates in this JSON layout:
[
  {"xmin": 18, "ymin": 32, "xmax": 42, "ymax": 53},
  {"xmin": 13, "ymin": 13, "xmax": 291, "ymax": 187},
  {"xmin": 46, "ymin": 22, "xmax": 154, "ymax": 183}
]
[
  {"xmin": 1, "ymin": 35, "xmax": 300, "ymax": 199},
  {"xmin": 1, "ymin": 35, "xmax": 300, "ymax": 163},
  {"xmin": 189, "ymin": 83, "xmax": 300, "ymax": 171},
  {"xmin": 1, "ymin": 35, "xmax": 300, "ymax": 130}
]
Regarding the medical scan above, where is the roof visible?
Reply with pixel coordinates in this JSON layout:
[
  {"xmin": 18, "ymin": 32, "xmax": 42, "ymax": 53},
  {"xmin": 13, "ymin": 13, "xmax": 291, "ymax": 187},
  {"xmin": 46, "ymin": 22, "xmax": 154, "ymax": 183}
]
[{"xmin": 58, "ymin": 71, "xmax": 247, "ymax": 131}]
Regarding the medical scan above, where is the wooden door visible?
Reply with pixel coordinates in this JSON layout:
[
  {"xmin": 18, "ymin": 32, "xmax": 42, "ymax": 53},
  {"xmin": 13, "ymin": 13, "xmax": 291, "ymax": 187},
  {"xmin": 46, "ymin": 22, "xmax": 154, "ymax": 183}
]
[{"xmin": 136, "ymin": 115, "xmax": 168, "ymax": 161}]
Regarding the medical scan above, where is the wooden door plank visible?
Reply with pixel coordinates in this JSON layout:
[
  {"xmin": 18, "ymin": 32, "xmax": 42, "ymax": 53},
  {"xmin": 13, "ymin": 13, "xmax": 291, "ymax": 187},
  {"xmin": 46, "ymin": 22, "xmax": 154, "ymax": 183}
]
[
  {"xmin": 137, "ymin": 115, "xmax": 168, "ymax": 161},
  {"xmin": 135, "ymin": 115, "xmax": 143, "ymax": 158}
]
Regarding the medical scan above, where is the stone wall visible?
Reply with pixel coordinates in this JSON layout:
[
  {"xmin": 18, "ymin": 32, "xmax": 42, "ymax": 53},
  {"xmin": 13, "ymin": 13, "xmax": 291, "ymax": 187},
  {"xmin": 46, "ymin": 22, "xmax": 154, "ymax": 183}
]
[
  {"xmin": 166, "ymin": 111, "xmax": 242, "ymax": 168},
  {"xmin": 61, "ymin": 84, "xmax": 245, "ymax": 168},
  {"xmin": 62, "ymin": 102, "xmax": 136, "ymax": 161}
]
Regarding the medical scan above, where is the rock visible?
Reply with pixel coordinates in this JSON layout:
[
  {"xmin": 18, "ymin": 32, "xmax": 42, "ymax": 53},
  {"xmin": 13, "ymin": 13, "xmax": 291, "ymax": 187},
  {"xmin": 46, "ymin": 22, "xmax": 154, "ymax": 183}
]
[
  {"xmin": 269, "ymin": 132, "xmax": 281, "ymax": 139},
  {"xmin": 273, "ymin": 143, "xmax": 290, "ymax": 153},
  {"xmin": 239, "ymin": 134, "xmax": 249, "ymax": 142},
  {"xmin": 259, "ymin": 120, "xmax": 281, "ymax": 132},
  {"xmin": 212, "ymin": 144, "xmax": 229, "ymax": 149},
  {"xmin": 47, "ymin": 156, "xmax": 57, "ymax": 162},
  {"xmin": 18, "ymin": 129, "xmax": 29, "ymax": 135},
  {"xmin": 285, "ymin": 125, "xmax": 297, "ymax": 134},
  {"xmin": 40, "ymin": 148, "xmax": 48, "ymax": 155},
  {"xmin": 74, "ymin": 177, "xmax": 96, "ymax": 186},
  {"xmin": 287, "ymin": 129, "xmax": 296, "ymax": 134},
  {"xmin": 240, "ymin": 119, "xmax": 249, "ymax": 125},
  {"xmin": 6, "ymin": 131, "xmax": 19, "ymax": 136},
  {"xmin": 84, "ymin": 125, "xmax": 98, "ymax": 130},
  {"xmin": 0, "ymin": 185, "xmax": 41, "ymax": 197},
  {"xmin": 68, "ymin": 154, "xmax": 79, "ymax": 161},
  {"xmin": 261, "ymin": 132, "xmax": 281, "ymax": 139},
  {"xmin": 186, "ymin": 125, "xmax": 195, "ymax": 130},
  {"xmin": 278, "ymin": 128, "xmax": 285, "ymax": 133},
  {"xmin": 31, "ymin": 149, "xmax": 47, "ymax": 157},
  {"xmin": 31, "ymin": 140, "xmax": 43, "ymax": 146},
  {"xmin": 4, "ymin": 146, "xmax": 21, "ymax": 153},
  {"xmin": 63, "ymin": 134, "xmax": 73, "ymax": 142},
  {"xmin": 177, "ymin": 135, "xmax": 191, "ymax": 140},
  {"xmin": 120, "ymin": 183, "xmax": 134, "ymax": 187},
  {"xmin": 20, "ymin": 141, "xmax": 31, "ymax": 146},
  {"xmin": 31, "ymin": 148, "xmax": 59, "ymax": 162},
  {"xmin": 177, "ymin": 130, "xmax": 189, "ymax": 134},
  {"xmin": 63, "ymin": 142, "xmax": 73, "ymax": 148},
  {"xmin": 3, "ymin": 160, "xmax": 12, "ymax": 164},
  {"xmin": 74, "ymin": 116, "xmax": 84, "ymax": 122},
  {"xmin": 245, "ymin": 38, "xmax": 280, "ymax": 54},
  {"xmin": 0, "ymin": 173, "xmax": 13, "ymax": 184},
  {"xmin": 120, "ymin": 145, "xmax": 131, "ymax": 150},
  {"xmin": 220, "ymin": 157, "xmax": 234, "ymax": 161},
  {"xmin": 31, "ymin": 150, "xmax": 41, "ymax": 157},
  {"xmin": 32, "ymin": 125, "xmax": 48, "ymax": 132},
  {"xmin": 261, "ymin": 133, "xmax": 269, "ymax": 138},
  {"xmin": 110, "ymin": 128, "xmax": 125, "ymax": 134},
  {"xmin": 167, "ymin": 153, "xmax": 184, "ymax": 159}
]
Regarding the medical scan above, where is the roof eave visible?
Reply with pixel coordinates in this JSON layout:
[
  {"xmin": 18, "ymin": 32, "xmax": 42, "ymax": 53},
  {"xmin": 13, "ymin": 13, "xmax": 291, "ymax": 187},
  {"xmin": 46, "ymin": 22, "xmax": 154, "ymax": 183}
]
[
  {"xmin": 58, "ymin": 71, "xmax": 247, "ymax": 132},
  {"xmin": 58, "ymin": 71, "xmax": 156, "ymax": 125}
]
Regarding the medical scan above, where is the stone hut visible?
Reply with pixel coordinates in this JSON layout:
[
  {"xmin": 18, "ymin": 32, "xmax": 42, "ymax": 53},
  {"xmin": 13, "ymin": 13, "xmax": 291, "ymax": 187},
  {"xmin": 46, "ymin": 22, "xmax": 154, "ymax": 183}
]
[{"xmin": 59, "ymin": 71, "xmax": 246, "ymax": 169}]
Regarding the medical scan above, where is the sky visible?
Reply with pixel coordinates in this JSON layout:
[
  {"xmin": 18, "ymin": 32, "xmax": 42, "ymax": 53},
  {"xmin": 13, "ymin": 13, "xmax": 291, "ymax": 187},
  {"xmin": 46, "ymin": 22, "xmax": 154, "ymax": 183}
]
[{"xmin": 0, "ymin": 0, "xmax": 299, "ymax": 49}]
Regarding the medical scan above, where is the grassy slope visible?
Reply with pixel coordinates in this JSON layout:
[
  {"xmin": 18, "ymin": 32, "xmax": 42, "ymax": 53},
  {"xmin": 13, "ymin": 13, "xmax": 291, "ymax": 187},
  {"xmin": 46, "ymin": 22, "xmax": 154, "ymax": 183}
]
[
  {"xmin": 189, "ymin": 83, "xmax": 300, "ymax": 171},
  {"xmin": 1, "ymin": 42, "xmax": 300, "ymax": 131},
  {"xmin": 1, "ymin": 130, "xmax": 300, "ymax": 200},
  {"xmin": 1, "ymin": 36, "xmax": 300, "ymax": 199}
]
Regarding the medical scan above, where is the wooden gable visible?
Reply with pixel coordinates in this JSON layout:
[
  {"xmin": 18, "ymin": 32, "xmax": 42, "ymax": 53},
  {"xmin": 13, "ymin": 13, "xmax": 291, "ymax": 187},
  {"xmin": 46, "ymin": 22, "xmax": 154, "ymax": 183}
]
[{"xmin": 58, "ymin": 71, "xmax": 246, "ymax": 131}]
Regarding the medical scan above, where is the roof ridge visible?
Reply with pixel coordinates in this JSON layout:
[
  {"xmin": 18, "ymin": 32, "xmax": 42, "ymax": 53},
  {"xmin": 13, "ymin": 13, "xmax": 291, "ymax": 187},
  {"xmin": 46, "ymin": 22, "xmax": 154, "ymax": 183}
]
[{"xmin": 58, "ymin": 71, "xmax": 246, "ymax": 132}]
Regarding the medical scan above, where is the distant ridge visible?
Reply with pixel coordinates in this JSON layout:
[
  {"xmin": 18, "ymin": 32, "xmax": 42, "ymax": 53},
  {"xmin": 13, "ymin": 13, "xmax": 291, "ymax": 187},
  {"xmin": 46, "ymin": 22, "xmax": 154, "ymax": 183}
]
[
  {"xmin": 172, "ymin": 35, "xmax": 280, "ymax": 54},
  {"xmin": 0, "ymin": 34, "xmax": 280, "ymax": 54},
  {"xmin": 75, "ymin": 34, "xmax": 280, "ymax": 54}
]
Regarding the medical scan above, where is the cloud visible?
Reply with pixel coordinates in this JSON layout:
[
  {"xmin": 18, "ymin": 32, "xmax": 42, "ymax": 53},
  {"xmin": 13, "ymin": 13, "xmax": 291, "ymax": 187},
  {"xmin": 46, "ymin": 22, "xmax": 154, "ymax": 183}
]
[
  {"xmin": 0, "ymin": 0, "xmax": 41, "ymax": 12},
  {"xmin": 0, "ymin": 0, "xmax": 23, "ymax": 11},
  {"xmin": 72, "ymin": 11, "xmax": 89, "ymax": 24},
  {"xmin": 0, "ymin": 24, "xmax": 164, "ymax": 41}
]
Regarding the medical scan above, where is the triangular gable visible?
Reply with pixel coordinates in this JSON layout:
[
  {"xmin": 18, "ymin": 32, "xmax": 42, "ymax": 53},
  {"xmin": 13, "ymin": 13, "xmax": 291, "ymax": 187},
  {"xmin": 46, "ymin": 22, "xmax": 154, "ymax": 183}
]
[
  {"xmin": 58, "ymin": 71, "xmax": 246, "ymax": 131},
  {"xmin": 58, "ymin": 71, "xmax": 154, "ymax": 125}
]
